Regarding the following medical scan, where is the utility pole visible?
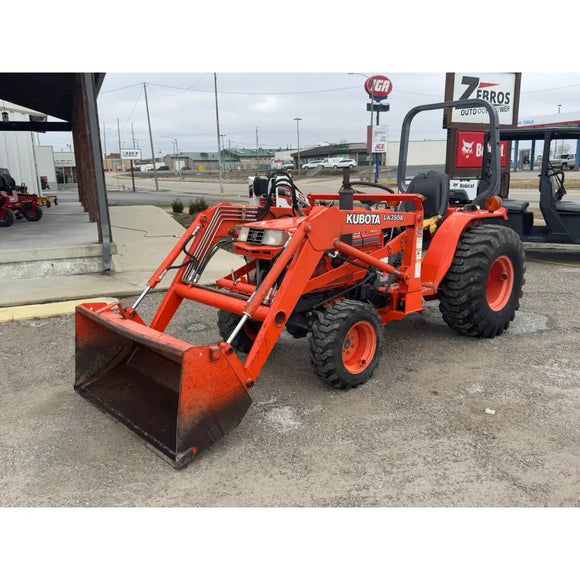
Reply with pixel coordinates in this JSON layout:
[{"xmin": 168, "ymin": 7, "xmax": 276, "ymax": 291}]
[
  {"xmin": 368, "ymin": 92, "xmax": 375, "ymax": 182},
  {"xmin": 117, "ymin": 118, "xmax": 122, "ymax": 174},
  {"xmin": 294, "ymin": 117, "xmax": 302, "ymax": 169},
  {"xmin": 220, "ymin": 133, "xmax": 226, "ymax": 171},
  {"xmin": 143, "ymin": 82, "xmax": 159, "ymax": 191},
  {"xmin": 103, "ymin": 123, "xmax": 107, "ymax": 169},
  {"xmin": 256, "ymin": 127, "xmax": 259, "ymax": 171},
  {"xmin": 130, "ymin": 122, "xmax": 136, "ymax": 192},
  {"xmin": 214, "ymin": 73, "xmax": 223, "ymax": 193}
]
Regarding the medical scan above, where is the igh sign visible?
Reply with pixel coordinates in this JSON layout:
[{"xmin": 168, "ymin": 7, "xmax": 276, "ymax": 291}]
[{"xmin": 364, "ymin": 75, "xmax": 392, "ymax": 101}]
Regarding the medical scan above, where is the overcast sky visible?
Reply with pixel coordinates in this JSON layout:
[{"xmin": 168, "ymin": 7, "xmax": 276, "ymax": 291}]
[
  {"xmin": 12, "ymin": 2, "xmax": 580, "ymax": 158},
  {"xmin": 34, "ymin": 72, "xmax": 580, "ymax": 157}
]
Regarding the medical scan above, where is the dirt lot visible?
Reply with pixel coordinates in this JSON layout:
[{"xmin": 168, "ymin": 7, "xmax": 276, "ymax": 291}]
[{"xmin": 0, "ymin": 245, "xmax": 579, "ymax": 507}]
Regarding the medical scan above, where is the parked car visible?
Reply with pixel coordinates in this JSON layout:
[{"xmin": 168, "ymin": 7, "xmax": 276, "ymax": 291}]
[
  {"xmin": 302, "ymin": 160, "xmax": 324, "ymax": 169},
  {"xmin": 548, "ymin": 153, "xmax": 576, "ymax": 170},
  {"xmin": 271, "ymin": 159, "xmax": 295, "ymax": 170},
  {"xmin": 334, "ymin": 158, "xmax": 357, "ymax": 169},
  {"xmin": 320, "ymin": 157, "xmax": 357, "ymax": 169}
]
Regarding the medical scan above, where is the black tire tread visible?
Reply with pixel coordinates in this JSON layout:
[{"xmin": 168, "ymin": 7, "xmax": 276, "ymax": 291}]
[
  {"xmin": 438, "ymin": 224, "xmax": 525, "ymax": 338},
  {"xmin": 309, "ymin": 299, "xmax": 383, "ymax": 389},
  {"xmin": 217, "ymin": 310, "xmax": 260, "ymax": 354}
]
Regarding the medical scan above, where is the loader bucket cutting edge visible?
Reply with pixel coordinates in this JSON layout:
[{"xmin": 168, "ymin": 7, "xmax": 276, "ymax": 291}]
[{"xmin": 74, "ymin": 303, "xmax": 252, "ymax": 468}]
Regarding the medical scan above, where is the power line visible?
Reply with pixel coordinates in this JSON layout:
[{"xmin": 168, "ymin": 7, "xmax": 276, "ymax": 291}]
[
  {"xmin": 100, "ymin": 82, "xmax": 143, "ymax": 94},
  {"xmin": 118, "ymin": 85, "xmax": 143, "ymax": 133},
  {"xmin": 146, "ymin": 82, "xmax": 364, "ymax": 96},
  {"xmin": 522, "ymin": 82, "xmax": 580, "ymax": 94}
]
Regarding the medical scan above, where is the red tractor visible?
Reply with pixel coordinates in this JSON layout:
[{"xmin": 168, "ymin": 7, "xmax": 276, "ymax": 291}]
[
  {"xmin": 0, "ymin": 169, "xmax": 43, "ymax": 227},
  {"xmin": 74, "ymin": 99, "xmax": 525, "ymax": 467}
]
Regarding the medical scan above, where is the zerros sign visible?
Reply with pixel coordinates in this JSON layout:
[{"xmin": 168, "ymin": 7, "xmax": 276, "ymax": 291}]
[
  {"xmin": 451, "ymin": 73, "xmax": 517, "ymax": 125},
  {"xmin": 364, "ymin": 75, "xmax": 392, "ymax": 101}
]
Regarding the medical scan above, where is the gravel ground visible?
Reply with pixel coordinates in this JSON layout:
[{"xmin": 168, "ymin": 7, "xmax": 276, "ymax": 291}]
[{"xmin": 0, "ymin": 245, "xmax": 579, "ymax": 507}]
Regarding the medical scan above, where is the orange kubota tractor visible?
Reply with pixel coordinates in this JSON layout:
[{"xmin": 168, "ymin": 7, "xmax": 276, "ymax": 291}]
[{"xmin": 75, "ymin": 99, "xmax": 525, "ymax": 467}]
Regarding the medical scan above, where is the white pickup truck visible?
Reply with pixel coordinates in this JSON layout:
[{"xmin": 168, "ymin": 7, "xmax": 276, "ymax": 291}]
[
  {"xmin": 320, "ymin": 157, "xmax": 357, "ymax": 169},
  {"xmin": 548, "ymin": 153, "xmax": 576, "ymax": 170}
]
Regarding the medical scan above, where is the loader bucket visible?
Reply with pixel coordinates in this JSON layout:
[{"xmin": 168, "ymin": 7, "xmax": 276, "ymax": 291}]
[{"xmin": 74, "ymin": 303, "xmax": 252, "ymax": 468}]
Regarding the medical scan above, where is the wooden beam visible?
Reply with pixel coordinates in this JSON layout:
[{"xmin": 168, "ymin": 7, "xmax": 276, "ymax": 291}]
[{"xmin": 0, "ymin": 121, "xmax": 71, "ymax": 132}]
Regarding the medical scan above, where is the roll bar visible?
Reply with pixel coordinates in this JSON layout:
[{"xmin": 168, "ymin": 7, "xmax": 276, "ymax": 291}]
[{"xmin": 397, "ymin": 99, "xmax": 501, "ymax": 204}]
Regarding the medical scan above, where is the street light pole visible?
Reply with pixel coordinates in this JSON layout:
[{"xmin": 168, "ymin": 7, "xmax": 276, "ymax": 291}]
[
  {"xmin": 143, "ymin": 82, "xmax": 159, "ymax": 191},
  {"xmin": 214, "ymin": 73, "xmax": 223, "ymax": 193},
  {"xmin": 294, "ymin": 117, "xmax": 302, "ymax": 169},
  {"xmin": 349, "ymin": 72, "xmax": 375, "ymax": 182},
  {"xmin": 555, "ymin": 105, "xmax": 562, "ymax": 157}
]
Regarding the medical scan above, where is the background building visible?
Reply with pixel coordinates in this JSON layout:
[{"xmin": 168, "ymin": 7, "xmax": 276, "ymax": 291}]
[
  {"xmin": 34, "ymin": 145, "xmax": 58, "ymax": 190},
  {"xmin": 0, "ymin": 101, "xmax": 45, "ymax": 194}
]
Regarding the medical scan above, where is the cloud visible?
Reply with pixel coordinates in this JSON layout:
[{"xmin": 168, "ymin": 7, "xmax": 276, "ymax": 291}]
[{"xmin": 251, "ymin": 96, "xmax": 280, "ymax": 114}]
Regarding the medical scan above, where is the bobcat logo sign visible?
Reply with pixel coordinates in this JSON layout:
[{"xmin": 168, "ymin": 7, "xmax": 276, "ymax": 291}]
[
  {"xmin": 456, "ymin": 131, "xmax": 508, "ymax": 169},
  {"xmin": 451, "ymin": 73, "xmax": 518, "ymax": 126}
]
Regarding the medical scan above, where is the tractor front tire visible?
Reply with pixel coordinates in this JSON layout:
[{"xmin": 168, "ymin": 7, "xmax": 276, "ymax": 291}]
[
  {"xmin": 217, "ymin": 310, "xmax": 261, "ymax": 354},
  {"xmin": 309, "ymin": 299, "xmax": 384, "ymax": 389},
  {"xmin": 439, "ymin": 224, "xmax": 525, "ymax": 338}
]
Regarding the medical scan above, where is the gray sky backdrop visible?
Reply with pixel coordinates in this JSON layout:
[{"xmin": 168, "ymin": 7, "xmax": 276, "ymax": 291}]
[{"xmin": 38, "ymin": 72, "xmax": 580, "ymax": 157}]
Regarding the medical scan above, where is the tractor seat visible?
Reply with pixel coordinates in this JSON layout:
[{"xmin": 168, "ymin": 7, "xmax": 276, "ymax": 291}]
[
  {"xmin": 502, "ymin": 199, "xmax": 530, "ymax": 213},
  {"xmin": 555, "ymin": 199, "xmax": 580, "ymax": 214},
  {"xmin": 405, "ymin": 171, "xmax": 449, "ymax": 219}
]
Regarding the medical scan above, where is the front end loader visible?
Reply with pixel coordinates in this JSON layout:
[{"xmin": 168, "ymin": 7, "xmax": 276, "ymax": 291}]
[{"xmin": 75, "ymin": 99, "xmax": 525, "ymax": 467}]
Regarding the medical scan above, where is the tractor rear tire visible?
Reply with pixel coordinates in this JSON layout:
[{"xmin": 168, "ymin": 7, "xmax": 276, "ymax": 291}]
[
  {"xmin": 217, "ymin": 310, "xmax": 261, "ymax": 354},
  {"xmin": 309, "ymin": 299, "xmax": 384, "ymax": 389},
  {"xmin": 438, "ymin": 224, "xmax": 525, "ymax": 338},
  {"xmin": 0, "ymin": 208, "xmax": 15, "ymax": 227},
  {"xmin": 22, "ymin": 204, "xmax": 43, "ymax": 222}
]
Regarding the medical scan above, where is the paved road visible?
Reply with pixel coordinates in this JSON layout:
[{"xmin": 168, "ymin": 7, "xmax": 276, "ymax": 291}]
[
  {"xmin": 101, "ymin": 173, "xmax": 580, "ymax": 209},
  {"xmin": 1, "ymin": 252, "xmax": 579, "ymax": 508}
]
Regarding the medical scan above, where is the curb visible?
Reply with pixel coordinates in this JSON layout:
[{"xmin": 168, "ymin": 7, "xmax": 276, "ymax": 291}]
[{"xmin": 0, "ymin": 297, "xmax": 117, "ymax": 323}]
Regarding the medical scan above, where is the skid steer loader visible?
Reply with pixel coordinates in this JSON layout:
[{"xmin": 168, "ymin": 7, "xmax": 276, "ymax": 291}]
[{"xmin": 75, "ymin": 99, "xmax": 525, "ymax": 467}]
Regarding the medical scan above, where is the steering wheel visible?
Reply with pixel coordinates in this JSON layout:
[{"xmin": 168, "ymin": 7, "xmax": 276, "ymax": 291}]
[{"xmin": 348, "ymin": 181, "xmax": 396, "ymax": 208}]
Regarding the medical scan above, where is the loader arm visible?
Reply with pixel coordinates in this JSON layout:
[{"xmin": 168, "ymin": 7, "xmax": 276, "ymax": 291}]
[{"xmin": 75, "ymin": 197, "xmax": 425, "ymax": 467}]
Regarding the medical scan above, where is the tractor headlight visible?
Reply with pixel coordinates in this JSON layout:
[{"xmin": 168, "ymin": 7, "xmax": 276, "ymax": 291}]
[
  {"xmin": 237, "ymin": 226, "xmax": 250, "ymax": 242},
  {"xmin": 236, "ymin": 226, "xmax": 289, "ymax": 246},
  {"xmin": 261, "ymin": 229, "xmax": 289, "ymax": 246}
]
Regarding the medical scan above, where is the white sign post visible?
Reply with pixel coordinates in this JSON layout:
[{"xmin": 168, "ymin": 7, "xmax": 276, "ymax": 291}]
[
  {"xmin": 121, "ymin": 150, "xmax": 141, "ymax": 191},
  {"xmin": 121, "ymin": 149, "xmax": 142, "ymax": 160},
  {"xmin": 372, "ymin": 126, "xmax": 388, "ymax": 154}
]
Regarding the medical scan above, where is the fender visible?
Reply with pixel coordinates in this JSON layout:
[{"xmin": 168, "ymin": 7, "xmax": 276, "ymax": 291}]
[{"xmin": 421, "ymin": 207, "xmax": 507, "ymax": 289}]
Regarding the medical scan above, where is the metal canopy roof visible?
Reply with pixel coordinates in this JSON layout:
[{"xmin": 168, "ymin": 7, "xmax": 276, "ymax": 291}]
[
  {"xmin": 496, "ymin": 127, "xmax": 580, "ymax": 142},
  {"xmin": 0, "ymin": 73, "xmax": 105, "ymax": 121}
]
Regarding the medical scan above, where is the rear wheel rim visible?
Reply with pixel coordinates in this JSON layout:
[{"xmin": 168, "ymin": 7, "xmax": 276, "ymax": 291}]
[
  {"xmin": 486, "ymin": 255, "xmax": 514, "ymax": 311},
  {"xmin": 342, "ymin": 321, "xmax": 376, "ymax": 374}
]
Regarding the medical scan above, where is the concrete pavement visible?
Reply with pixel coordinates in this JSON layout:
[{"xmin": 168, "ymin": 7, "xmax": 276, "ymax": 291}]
[{"xmin": 0, "ymin": 197, "xmax": 243, "ymax": 315}]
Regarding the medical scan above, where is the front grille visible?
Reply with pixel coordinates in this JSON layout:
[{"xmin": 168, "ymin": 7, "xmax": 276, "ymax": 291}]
[{"xmin": 246, "ymin": 228, "xmax": 265, "ymax": 244}]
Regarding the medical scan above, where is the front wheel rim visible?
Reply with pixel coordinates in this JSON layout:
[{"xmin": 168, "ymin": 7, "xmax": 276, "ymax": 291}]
[
  {"xmin": 486, "ymin": 255, "xmax": 515, "ymax": 311},
  {"xmin": 342, "ymin": 321, "xmax": 377, "ymax": 374}
]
